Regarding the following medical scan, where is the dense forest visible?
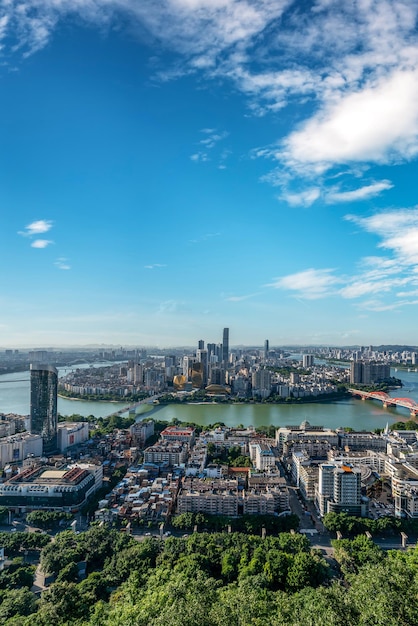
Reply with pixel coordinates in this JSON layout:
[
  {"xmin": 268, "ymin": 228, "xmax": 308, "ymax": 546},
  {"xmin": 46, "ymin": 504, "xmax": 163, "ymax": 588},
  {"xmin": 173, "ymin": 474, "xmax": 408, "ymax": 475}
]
[{"xmin": 1, "ymin": 524, "xmax": 418, "ymax": 625}]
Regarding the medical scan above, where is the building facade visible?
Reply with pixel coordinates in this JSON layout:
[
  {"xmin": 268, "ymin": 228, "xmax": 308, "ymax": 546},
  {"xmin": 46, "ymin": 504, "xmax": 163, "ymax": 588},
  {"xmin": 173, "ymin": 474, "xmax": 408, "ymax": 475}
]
[{"xmin": 30, "ymin": 364, "xmax": 58, "ymax": 455}]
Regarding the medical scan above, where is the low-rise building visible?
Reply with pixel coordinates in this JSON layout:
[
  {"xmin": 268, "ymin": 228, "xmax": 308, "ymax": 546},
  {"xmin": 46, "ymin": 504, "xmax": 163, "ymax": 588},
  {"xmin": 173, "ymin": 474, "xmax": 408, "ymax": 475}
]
[
  {"xmin": 0, "ymin": 432, "xmax": 43, "ymax": 469},
  {"xmin": 160, "ymin": 426, "xmax": 195, "ymax": 446},
  {"xmin": 130, "ymin": 420, "xmax": 155, "ymax": 448},
  {"xmin": 58, "ymin": 422, "xmax": 90, "ymax": 452},
  {"xmin": 144, "ymin": 441, "xmax": 188, "ymax": 466},
  {"xmin": 0, "ymin": 463, "xmax": 102, "ymax": 512}
]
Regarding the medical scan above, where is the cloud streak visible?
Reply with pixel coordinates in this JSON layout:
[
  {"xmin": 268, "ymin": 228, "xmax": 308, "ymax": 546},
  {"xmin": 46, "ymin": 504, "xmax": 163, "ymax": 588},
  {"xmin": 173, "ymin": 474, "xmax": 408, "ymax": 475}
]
[
  {"xmin": 55, "ymin": 257, "xmax": 71, "ymax": 270},
  {"xmin": 271, "ymin": 207, "xmax": 418, "ymax": 310}
]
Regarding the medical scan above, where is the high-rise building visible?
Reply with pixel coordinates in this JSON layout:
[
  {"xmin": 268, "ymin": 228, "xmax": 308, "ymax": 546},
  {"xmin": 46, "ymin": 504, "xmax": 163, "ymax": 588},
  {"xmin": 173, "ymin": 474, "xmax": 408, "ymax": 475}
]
[
  {"xmin": 198, "ymin": 339, "xmax": 205, "ymax": 351},
  {"xmin": 222, "ymin": 328, "xmax": 229, "ymax": 365},
  {"xmin": 302, "ymin": 354, "xmax": 314, "ymax": 368},
  {"xmin": 317, "ymin": 462, "xmax": 364, "ymax": 516},
  {"xmin": 252, "ymin": 369, "xmax": 272, "ymax": 399},
  {"xmin": 350, "ymin": 361, "xmax": 390, "ymax": 385},
  {"xmin": 264, "ymin": 340, "xmax": 269, "ymax": 360},
  {"xmin": 197, "ymin": 349, "xmax": 208, "ymax": 386},
  {"xmin": 30, "ymin": 364, "xmax": 58, "ymax": 455}
]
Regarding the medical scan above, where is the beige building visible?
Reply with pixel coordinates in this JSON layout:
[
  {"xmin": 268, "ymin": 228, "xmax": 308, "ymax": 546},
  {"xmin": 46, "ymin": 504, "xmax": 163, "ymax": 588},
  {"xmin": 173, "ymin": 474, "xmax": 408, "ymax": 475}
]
[{"xmin": 144, "ymin": 442, "xmax": 188, "ymax": 466}]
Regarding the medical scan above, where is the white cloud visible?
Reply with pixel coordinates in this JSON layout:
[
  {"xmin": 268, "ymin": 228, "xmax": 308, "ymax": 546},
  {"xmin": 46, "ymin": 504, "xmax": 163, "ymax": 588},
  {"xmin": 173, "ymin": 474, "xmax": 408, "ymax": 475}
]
[
  {"xmin": 340, "ymin": 276, "xmax": 411, "ymax": 299},
  {"xmin": 191, "ymin": 129, "xmax": 229, "ymax": 164},
  {"xmin": 268, "ymin": 268, "xmax": 341, "ymax": 299},
  {"xmin": 345, "ymin": 208, "xmax": 418, "ymax": 264},
  {"xmin": 31, "ymin": 239, "xmax": 53, "ymax": 248},
  {"xmin": 279, "ymin": 68, "xmax": 418, "ymax": 175},
  {"xmin": 1, "ymin": 0, "xmax": 291, "ymax": 62},
  {"xmin": 282, "ymin": 188, "xmax": 321, "ymax": 207},
  {"xmin": 325, "ymin": 180, "xmax": 394, "ymax": 203},
  {"xmin": 199, "ymin": 129, "xmax": 228, "ymax": 148},
  {"xmin": 19, "ymin": 219, "xmax": 53, "ymax": 237},
  {"xmin": 190, "ymin": 152, "xmax": 209, "ymax": 162},
  {"xmin": 144, "ymin": 263, "xmax": 167, "ymax": 269}
]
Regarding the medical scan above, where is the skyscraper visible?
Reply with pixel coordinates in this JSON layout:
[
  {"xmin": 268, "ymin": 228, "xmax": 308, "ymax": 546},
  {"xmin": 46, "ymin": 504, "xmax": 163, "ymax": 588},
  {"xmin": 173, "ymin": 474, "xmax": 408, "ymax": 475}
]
[
  {"xmin": 222, "ymin": 327, "xmax": 229, "ymax": 365},
  {"xmin": 30, "ymin": 364, "xmax": 58, "ymax": 455},
  {"xmin": 197, "ymin": 349, "xmax": 208, "ymax": 386},
  {"xmin": 264, "ymin": 339, "xmax": 269, "ymax": 360}
]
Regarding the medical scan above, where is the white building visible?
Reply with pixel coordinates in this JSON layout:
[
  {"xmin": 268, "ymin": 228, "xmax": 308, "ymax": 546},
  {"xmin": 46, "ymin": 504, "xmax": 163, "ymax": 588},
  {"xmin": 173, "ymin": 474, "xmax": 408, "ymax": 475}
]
[
  {"xmin": 250, "ymin": 442, "xmax": 277, "ymax": 471},
  {"xmin": 58, "ymin": 422, "xmax": 90, "ymax": 452},
  {"xmin": 316, "ymin": 462, "xmax": 365, "ymax": 516},
  {"xmin": 0, "ymin": 433, "xmax": 43, "ymax": 468}
]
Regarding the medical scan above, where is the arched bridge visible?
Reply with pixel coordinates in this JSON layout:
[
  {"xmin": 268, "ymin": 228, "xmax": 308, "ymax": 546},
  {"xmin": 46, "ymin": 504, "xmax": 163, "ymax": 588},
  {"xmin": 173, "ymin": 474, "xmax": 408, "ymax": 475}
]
[{"xmin": 348, "ymin": 388, "xmax": 418, "ymax": 417}]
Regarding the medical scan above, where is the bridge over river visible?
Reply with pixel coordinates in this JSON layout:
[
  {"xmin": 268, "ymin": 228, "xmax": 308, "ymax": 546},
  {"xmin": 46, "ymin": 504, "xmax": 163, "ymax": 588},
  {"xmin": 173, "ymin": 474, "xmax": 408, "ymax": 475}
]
[
  {"xmin": 110, "ymin": 394, "xmax": 163, "ymax": 417},
  {"xmin": 348, "ymin": 388, "xmax": 418, "ymax": 417}
]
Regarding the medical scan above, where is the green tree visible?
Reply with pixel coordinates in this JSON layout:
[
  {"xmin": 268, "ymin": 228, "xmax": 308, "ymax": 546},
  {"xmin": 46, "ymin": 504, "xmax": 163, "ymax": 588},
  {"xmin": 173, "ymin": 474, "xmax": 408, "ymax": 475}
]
[{"xmin": 0, "ymin": 588, "xmax": 37, "ymax": 622}]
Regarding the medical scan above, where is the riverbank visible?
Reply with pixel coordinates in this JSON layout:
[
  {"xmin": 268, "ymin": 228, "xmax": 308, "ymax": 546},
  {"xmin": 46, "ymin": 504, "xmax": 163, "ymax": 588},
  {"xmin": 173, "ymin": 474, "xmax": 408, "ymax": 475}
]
[{"xmin": 58, "ymin": 394, "xmax": 124, "ymax": 404}]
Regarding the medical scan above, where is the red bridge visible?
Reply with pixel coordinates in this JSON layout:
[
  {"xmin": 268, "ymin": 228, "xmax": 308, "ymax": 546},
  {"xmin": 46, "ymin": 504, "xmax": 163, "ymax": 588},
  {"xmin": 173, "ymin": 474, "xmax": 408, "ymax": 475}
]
[{"xmin": 348, "ymin": 388, "xmax": 418, "ymax": 417}]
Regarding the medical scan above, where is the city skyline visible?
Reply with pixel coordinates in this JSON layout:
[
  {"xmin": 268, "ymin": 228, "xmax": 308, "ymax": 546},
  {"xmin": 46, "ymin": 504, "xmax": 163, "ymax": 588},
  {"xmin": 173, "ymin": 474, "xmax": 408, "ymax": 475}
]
[{"xmin": 2, "ymin": 2, "xmax": 418, "ymax": 347}]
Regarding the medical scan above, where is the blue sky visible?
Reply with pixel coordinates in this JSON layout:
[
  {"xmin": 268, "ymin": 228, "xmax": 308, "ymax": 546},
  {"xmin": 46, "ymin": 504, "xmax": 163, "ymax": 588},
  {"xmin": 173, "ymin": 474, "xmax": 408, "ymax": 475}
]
[{"xmin": 1, "ymin": 0, "xmax": 418, "ymax": 348}]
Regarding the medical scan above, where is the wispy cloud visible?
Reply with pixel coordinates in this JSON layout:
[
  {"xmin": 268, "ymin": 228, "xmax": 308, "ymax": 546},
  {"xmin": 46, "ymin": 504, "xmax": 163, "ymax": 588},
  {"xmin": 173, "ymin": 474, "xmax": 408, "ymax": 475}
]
[
  {"xmin": 271, "ymin": 207, "xmax": 418, "ymax": 310},
  {"xmin": 325, "ymin": 180, "xmax": 394, "ymax": 204},
  {"xmin": 157, "ymin": 300, "xmax": 178, "ymax": 314},
  {"xmin": 55, "ymin": 257, "xmax": 71, "ymax": 270},
  {"xmin": 345, "ymin": 208, "xmax": 418, "ymax": 264},
  {"xmin": 224, "ymin": 292, "xmax": 259, "ymax": 302},
  {"xmin": 268, "ymin": 268, "xmax": 341, "ymax": 300},
  {"xmin": 189, "ymin": 232, "xmax": 221, "ymax": 244},
  {"xmin": 190, "ymin": 152, "xmax": 209, "ymax": 162},
  {"xmin": 144, "ymin": 263, "xmax": 167, "ymax": 269},
  {"xmin": 199, "ymin": 129, "xmax": 228, "ymax": 149},
  {"xmin": 191, "ymin": 129, "xmax": 229, "ymax": 164},
  {"xmin": 281, "ymin": 188, "xmax": 321, "ymax": 207}
]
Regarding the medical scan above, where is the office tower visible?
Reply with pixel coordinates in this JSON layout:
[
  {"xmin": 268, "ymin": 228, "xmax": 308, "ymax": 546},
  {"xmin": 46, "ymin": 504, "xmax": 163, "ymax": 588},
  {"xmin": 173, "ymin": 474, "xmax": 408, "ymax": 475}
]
[
  {"xmin": 209, "ymin": 367, "xmax": 225, "ymax": 386},
  {"xmin": 197, "ymin": 349, "xmax": 208, "ymax": 386},
  {"xmin": 30, "ymin": 363, "xmax": 58, "ymax": 455},
  {"xmin": 302, "ymin": 354, "xmax": 314, "ymax": 368},
  {"xmin": 191, "ymin": 362, "xmax": 204, "ymax": 388},
  {"xmin": 182, "ymin": 355, "xmax": 197, "ymax": 378},
  {"xmin": 264, "ymin": 340, "xmax": 269, "ymax": 360},
  {"xmin": 198, "ymin": 339, "xmax": 204, "ymax": 351},
  {"xmin": 207, "ymin": 343, "xmax": 215, "ymax": 360},
  {"xmin": 222, "ymin": 327, "xmax": 229, "ymax": 365}
]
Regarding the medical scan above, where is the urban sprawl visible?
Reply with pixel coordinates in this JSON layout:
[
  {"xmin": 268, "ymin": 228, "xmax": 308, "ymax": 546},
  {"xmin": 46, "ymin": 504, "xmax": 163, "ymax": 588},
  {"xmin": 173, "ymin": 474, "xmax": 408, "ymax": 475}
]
[{"xmin": 1, "ymin": 333, "xmax": 418, "ymax": 613}]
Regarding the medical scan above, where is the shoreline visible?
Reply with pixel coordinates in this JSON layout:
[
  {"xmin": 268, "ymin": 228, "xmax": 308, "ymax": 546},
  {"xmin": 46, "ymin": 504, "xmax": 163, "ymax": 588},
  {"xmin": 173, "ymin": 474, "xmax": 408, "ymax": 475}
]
[{"xmin": 58, "ymin": 394, "xmax": 125, "ymax": 404}]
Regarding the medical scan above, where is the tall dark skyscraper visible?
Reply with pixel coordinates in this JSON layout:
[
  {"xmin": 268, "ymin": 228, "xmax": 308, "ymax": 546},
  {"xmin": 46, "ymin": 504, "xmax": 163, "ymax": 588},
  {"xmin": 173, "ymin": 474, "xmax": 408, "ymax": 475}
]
[
  {"xmin": 264, "ymin": 339, "xmax": 269, "ymax": 360},
  {"xmin": 30, "ymin": 363, "xmax": 58, "ymax": 455},
  {"xmin": 222, "ymin": 327, "xmax": 229, "ymax": 365},
  {"xmin": 198, "ymin": 339, "xmax": 205, "ymax": 351}
]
